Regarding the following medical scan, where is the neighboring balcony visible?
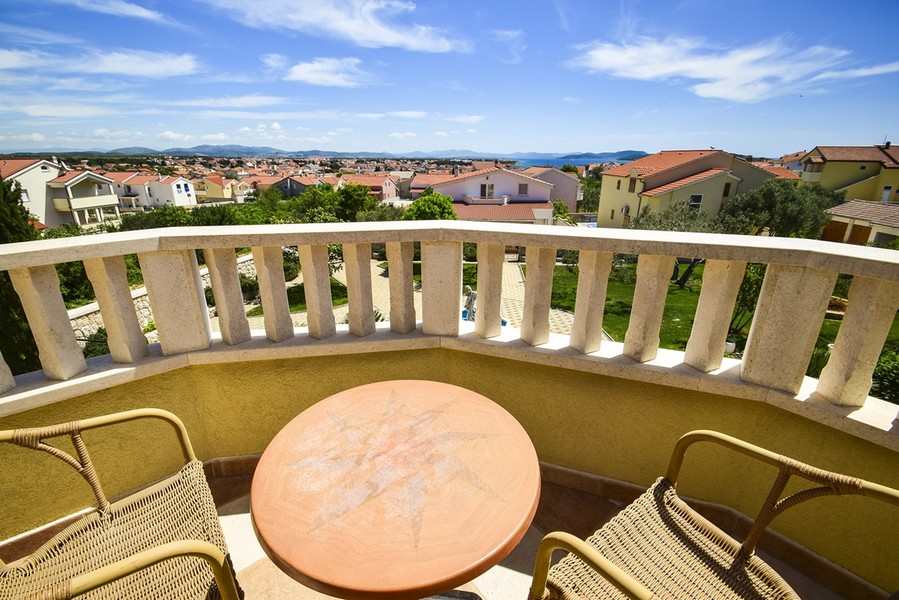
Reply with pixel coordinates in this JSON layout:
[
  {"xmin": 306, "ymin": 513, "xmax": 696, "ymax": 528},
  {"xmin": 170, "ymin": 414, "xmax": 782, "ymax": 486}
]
[
  {"xmin": 801, "ymin": 171, "xmax": 823, "ymax": 184},
  {"xmin": 0, "ymin": 222, "xmax": 897, "ymax": 597},
  {"xmin": 52, "ymin": 193, "xmax": 120, "ymax": 212}
]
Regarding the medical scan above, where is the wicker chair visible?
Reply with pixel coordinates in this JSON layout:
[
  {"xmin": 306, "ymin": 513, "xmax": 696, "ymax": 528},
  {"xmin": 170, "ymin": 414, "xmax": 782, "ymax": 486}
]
[
  {"xmin": 0, "ymin": 408, "xmax": 242, "ymax": 600},
  {"xmin": 529, "ymin": 429, "xmax": 899, "ymax": 600}
]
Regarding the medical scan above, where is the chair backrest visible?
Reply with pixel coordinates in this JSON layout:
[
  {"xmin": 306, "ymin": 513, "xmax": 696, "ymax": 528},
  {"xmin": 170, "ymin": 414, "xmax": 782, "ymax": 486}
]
[
  {"xmin": 666, "ymin": 429, "xmax": 899, "ymax": 557},
  {"xmin": 0, "ymin": 408, "xmax": 242, "ymax": 600}
]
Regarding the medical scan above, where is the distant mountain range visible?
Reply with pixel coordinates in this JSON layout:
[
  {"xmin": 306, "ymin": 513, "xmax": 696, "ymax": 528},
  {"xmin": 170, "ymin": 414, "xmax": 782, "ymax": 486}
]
[{"xmin": 3, "ymin": 144, "xmax": 648, "ymax": 163}]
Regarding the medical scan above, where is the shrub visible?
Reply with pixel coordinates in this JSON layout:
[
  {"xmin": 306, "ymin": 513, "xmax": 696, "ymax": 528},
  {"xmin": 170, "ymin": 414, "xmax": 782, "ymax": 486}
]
[{"xmin": 872, "ymin": 349, "xmax": 899, "ymax": 404}]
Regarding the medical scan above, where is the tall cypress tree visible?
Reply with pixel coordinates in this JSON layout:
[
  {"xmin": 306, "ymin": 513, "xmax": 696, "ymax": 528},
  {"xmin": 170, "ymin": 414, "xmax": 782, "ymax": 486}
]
[{"xmin": 0, "ymin": 176, "xmax": 41, "ymax": 375}]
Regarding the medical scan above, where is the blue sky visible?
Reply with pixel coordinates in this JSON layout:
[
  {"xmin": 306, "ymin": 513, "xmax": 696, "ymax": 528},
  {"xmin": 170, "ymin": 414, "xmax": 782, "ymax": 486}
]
[{"xmin": 1, "ymin": 0, "xmax": 897, "ymax": 158}]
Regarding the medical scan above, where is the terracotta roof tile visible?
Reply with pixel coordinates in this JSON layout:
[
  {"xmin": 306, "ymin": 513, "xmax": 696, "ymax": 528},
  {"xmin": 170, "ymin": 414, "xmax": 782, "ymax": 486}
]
[
  {"xmin": 453, "ymin": 201, "xmax": 553, "ymax": 222},
  {"xmin": 758, "ymin": 165, "xmax": 800, "ymax": 180},
  {"xmin": 603, "ymin": 150, "xmax": 721, "ymax": 177},
  {"xmin": 0, "ymin": 158, "xmax": 45, "ymax": 178},
  {"xmin": 814, "ymin": 146, "xmax": 889, "ymax": 163},
  {"xmin": 641, "ymin": 168, "xmax": 729, "ymax": 197}
]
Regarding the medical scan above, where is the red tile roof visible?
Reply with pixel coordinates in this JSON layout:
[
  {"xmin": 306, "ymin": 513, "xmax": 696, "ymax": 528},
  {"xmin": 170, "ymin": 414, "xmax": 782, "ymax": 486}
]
[
  {"xmin": 0, "ymin": 159, "xmax": 44, "ymax": 179},
  {"xmin": 641, "ymin": 168, "xmax": 729, "ymax": 197},
  {"xmin": 814, "ymin": 146, "xmax": 893, "ymax": 164},
  {"xmin": 411, "ymin": 173, "xmax": 456, "ymax": 188},
  {"xmin": 453, "ymin": 201, "xmax": 553, "ymax": 222},
  {"xmin": 603, "ymin": 150, "xmax": 721, "ymax": 177},
  {"xmin": 758, "ymin": 165, "xmax": 800, "ymax": 180}
]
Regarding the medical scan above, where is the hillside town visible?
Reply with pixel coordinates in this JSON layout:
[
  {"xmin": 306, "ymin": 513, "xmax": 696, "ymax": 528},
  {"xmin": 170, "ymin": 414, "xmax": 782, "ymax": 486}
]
[{"xmin": 2, "ymin": 143, "xmax": 898, "ymax": 245}]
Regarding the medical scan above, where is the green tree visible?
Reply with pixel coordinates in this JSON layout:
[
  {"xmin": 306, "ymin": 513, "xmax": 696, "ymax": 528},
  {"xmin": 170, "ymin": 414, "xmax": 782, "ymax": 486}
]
[
  {"xmin": 630, "ymin": 200, "xmax": 721, "ymax": 288},
  {"xmin": 336, "ymin": 183, "xmax": 378, "ymax": 222},
  {"xmin": 560, "ymin": 164, "xmax": 579, "ymax": 174},
  {"xmin": 0, "ymin": 177, "xmax": 41, "ymax": 374},
  {"xmin": 402, "ymin": 190, "xmax": 457, "ymax": 221},
  {"xmin": 718, "ymin": 180, "xmax": 843, "ymax": 238},
  {"xmin": 114, "ymin": 205, "xmax": 193, "ymax": 231},
  {"xmin": 357, "ymin": 203, "xmax": 405, "ymax": 222},
  {"xmin": 553, "ymin": 200, "xmax": 573, "ymax": 224},
  {"xmin": 579, "ymin": 168, "xmax": 603, "ymax": 212}
]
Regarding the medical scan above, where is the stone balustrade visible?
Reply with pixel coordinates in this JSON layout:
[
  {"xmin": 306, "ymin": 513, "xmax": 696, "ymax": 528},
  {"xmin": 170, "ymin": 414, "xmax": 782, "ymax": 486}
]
[{"xmin": 1, "ymin": 222, "xmax": 897, "ymax": 449}]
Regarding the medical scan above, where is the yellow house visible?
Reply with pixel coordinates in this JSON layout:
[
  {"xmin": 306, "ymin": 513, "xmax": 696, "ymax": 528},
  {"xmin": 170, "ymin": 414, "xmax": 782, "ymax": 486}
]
[
  {"xmin": 799, "ymin": 144, "xmax": 899, "ymax": 202},
  {"xmin": 597, "ymin": 150, "xmax": 775, "ymax": 228},
  {"xmin": 194, "ymin": 175, "xmax": 236, "ymax": 203}
]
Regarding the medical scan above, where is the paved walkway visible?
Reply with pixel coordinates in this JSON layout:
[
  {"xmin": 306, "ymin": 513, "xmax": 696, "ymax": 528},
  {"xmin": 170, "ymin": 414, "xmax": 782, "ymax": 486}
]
[{"xmin": 212, "ymin": 257, "xmax": 578, "ymax": 335}]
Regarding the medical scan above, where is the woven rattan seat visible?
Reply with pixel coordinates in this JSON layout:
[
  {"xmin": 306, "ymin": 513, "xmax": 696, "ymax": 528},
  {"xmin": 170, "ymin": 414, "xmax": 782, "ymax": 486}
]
[
  {"xmin": 529, "ymin": 430, "xmax": 899, "ymax": 600},
  {"xmin": 0, "ymin": 409, "xmax": 242, "ymax": 600}
]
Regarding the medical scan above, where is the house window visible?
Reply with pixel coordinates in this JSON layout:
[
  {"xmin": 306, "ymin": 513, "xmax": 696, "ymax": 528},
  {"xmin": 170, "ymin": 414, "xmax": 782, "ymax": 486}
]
[
  {"xmin": 480, "ymin": 183, "xmax": 494, "ymax": 199},
  {"xmin": 518, "ymin": 183, "xmax": 528, "ymax": 196},
  {"xmin": 176, "ymin": 184, "xmax": 182, "ymax": 192},
  {"xmin": 610, "ymin": 209, "xmax": 615, "ymax": 220},
  {"xmin": 689, "ymin": 194, "xmax": 703, "ymax": 210},
  {"xmin": 616, "ymin": 180, "xmax": 621, "ymax": 190},
  {"xmin": 628, "ymin": 178, "xmax": 636, "ymax": 193},
  {"xmin": 860, "ymin": 165, "xmax": 867, "ymax": 171},
  {"xmin": 20, "ymin": 190, "xmax": 30, "ymax": 203},
  {"xmin": 723, "ymin": 182, "xmax": 732, "ymax": 197}
]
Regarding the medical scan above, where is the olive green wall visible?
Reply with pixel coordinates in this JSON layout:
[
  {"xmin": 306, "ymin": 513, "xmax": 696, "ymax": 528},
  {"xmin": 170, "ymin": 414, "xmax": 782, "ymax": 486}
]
[{"xmin": 1, "ymin": 348, "xmax": 896, "ymax": 589}]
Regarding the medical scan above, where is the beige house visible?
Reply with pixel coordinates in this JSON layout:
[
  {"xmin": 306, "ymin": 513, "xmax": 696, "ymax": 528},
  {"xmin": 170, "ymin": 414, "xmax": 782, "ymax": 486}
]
[
  {"xmin": 822, "ymin": 200, "xmax": 899, "ymax": 245},
  {"xmin": 520, "ymin": 166, "xmax": 582, "ymax": 213},
  {"xmin": 799, "ymin": 144, "xmax": 899, "ymax": 203},
  {"xmin": 597, "ymin": 150, "xmax": 775, "ymax": 228}
]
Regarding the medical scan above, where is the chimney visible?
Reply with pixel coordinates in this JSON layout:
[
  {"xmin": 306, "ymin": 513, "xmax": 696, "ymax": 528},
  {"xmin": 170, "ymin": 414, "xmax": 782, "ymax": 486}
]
[{"xmin": 885, "ymin": 141, "xmax": 891, "ymax": 149}]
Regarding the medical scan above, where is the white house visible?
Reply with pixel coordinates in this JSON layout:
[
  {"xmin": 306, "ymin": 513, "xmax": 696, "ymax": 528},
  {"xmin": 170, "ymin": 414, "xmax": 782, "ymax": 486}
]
[
  {"xmin": 431, "ymin": 167, "xmax": 553, "ymax": 205},
  {"xmin": 0, "ymin": 158, "xmax": 119, "ymax": 227},
  {"xmin": 149, "ymin": 176, "xmax": 196, "ymax": 207}
]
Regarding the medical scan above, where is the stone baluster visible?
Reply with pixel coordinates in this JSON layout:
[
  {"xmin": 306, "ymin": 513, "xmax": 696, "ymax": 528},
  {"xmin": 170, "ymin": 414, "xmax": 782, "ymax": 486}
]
[
  {"xmin": 684, "ymin": 259, "xmax": 746, "ymax": 372},
  {"xmin": 741, "ymin": 264, "xmax": 837, "ymax": 394},
  {"xmin": 570, "ymin": 250, "xmax": 612, "ymax": 354},
  {"xmin": 474, "ymin": 243, "xmax": 505, "ymax": 339},
  {"xmin": 421, "ymin": 240, "xmax": 461, "ymax": 336},
  {"xmin": 137, "ymin": 250, "xmax": 211, "ymax": 355},
  {"xmin": 521, "ymin": 246, "xmax": 556, "ymax": 346},
  {"xmin": 343, "ymin": 243, "xmax": 375, "ymax": 338},
  {"xmin": 298, "ymin": 244, "xmax": 336, "ymax": 340},
  {"xmin": 0, "ymin": 352, "xmax": 13, "ymax": 394},
  {"xmin": 252, "ymin": 245, "xmax": 293, "ymax": 342},
  {"xmin": 203, "ymin": 248, "xmax": 251, "ymax": 346},
  {"xmin": 386, "ymin": 241, "xmax": 416, "ymax": 333},
  {"xmin": 817, "ymin": 276, "xmax": 899, "ymax": 406},
  {"xmin": 83, "ymin": 256, "xmax": 149, "ymax": 362},
  {"xmin": 623, "ymin": 254, "xmax": 674, "ymax": 363},
  {"xmin": 9, "ymin": 266, "xmax": 87, "ymax": 379}
]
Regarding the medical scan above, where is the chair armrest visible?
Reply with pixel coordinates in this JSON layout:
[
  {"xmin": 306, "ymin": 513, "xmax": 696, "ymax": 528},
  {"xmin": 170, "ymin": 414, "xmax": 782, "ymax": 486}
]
[
  {"xmin": 68, "ymin": 539, "xmax": 241, "ymax": 600},
  {"xmin": 528, "ymin": 531, "xmax": 653, "ymax": 600}
]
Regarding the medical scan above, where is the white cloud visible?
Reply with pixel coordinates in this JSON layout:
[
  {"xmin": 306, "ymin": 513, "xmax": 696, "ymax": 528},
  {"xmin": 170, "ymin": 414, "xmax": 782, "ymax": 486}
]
[
  {"xmin": 285, "ymin": 57, "xmax": 370, "ymax": 87},
  {"xmin": 389, "ymin": 132, "xmax": 417, "ymax": 138},
  {"xmin": 448, "ymin": 114, "xmax": 485, "ymax": 124},
  {"xmin": 301, "ymin": 136, "xmax": 332, "ymax": 143},
  {"xmin": 47, "ymin": 0, "xmax": 170, "ymax": 24},
  {"xmin": 812, "ymin": 61, "xmax": 899, "ymax": 81},
  {"xmin": 0, "ymin": 132, "xmax": 46, "ymax": 142},
  {"xmin": 202, "ymin": 133, "xmax": 229, "ymax": 141},
  {"xmin": 566, "ymin": 36, "xmax": 893, "ymax": 103},
  {"xmin": 433, "ymin": 131, "xmax": 448, "ymax": 137},
  {"xmin": 563, "ymin": 96, "xmax": 582, "ymax": 104},
  {"xmin": 159, "ymin": 130, "xmax": 191, "ymax": 141},
  {"xmin": 0, "ymin": 24, "xmax": 81, "ymax": 45},
  {"xmin": 0, "ymin": 48, "xmax": 199, "ymax": 78},
  {"xmin": 21, "ymin": 103, "xmax": 109, "ymax": 117},
  {"xmin": 270, "ymin": 122, "xmax": 282, "ymax": 130},
  {"xmin": 466, "ymin": 129, "xmax": 477, "ymax": 133},
  {"xmin": 489, "ymin": 29, "xmax": 526, "ymax": 64},
  {"xmin": 197, "ymin": 0, "xmax": 470, "ymax": 53},
  {"xmin": 356, "ymin": 112, "xmax": 385, "ymax": 119},
  {"xmin": 169, "ymin": 95, "xmax": 285, "ymax": 108},
  {"xmin": 84, "ymin": 51, "xmax": 199, "ymax": 77},
  {"xmin": 388, "ymin": 111, "xmax": 427, "ymax": 119}
]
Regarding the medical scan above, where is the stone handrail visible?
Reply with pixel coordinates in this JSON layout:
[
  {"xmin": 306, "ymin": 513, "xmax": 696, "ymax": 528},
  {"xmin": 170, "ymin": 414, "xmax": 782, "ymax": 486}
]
[{"xmin": 1, "ymin": 221, "xmax": 898, "ymax": 431}]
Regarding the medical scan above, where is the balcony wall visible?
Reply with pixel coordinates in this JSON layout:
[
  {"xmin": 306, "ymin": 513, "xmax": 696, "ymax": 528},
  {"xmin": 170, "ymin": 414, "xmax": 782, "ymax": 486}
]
[{"xmin": 0, "ymin": 222, "xmax": 897, "ymax": 592}]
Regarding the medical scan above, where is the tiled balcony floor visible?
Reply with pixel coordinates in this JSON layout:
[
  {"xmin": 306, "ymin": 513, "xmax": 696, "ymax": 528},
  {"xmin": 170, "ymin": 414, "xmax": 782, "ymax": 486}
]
[{"xmin": 218, "ymin": 480, "xmax": 842, "ymax": 599}]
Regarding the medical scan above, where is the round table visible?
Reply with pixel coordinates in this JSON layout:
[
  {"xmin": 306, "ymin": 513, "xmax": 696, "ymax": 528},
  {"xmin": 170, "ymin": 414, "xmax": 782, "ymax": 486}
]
[{"xmin": 250, "ymin": 379, "xmax": 541, "ymax": 599}]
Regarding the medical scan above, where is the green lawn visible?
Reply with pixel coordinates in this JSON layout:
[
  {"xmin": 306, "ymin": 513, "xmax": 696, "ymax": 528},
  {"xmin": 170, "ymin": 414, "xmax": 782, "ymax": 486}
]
[
  {"xmin": 548, "ymin": 262, "xmax": 899, "ymax": 355},
  {"xmin": 377, "ymin": 262, "xmax": 478, "ymax": 288},
  {"xmin": 245, "ymin": 279, "xmax": 348, "ymax": 317}
]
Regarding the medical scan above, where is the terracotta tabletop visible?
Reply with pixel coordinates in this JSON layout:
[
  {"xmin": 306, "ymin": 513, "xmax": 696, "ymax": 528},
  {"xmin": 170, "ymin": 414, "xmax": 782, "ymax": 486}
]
[{"xmin": 250, "ymin": 379, "xmax": 541, "ymax": 600}]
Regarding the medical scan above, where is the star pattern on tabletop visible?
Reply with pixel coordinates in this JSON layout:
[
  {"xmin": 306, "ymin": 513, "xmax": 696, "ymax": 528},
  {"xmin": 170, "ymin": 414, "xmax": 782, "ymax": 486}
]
[{"xmin": 288, "ymin": 390, "xmax": 502, "ymax": 548}]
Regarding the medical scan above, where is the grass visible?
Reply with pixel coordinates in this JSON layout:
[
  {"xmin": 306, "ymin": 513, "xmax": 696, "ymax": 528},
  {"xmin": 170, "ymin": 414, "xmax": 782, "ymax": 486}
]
[
  {"xmin": 245, "ymin": 279, "xmax": 348, "ymax": 317},
  {"xmin": 377, "ymin": 261, "xmax": 478, "ymax": 288}
]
